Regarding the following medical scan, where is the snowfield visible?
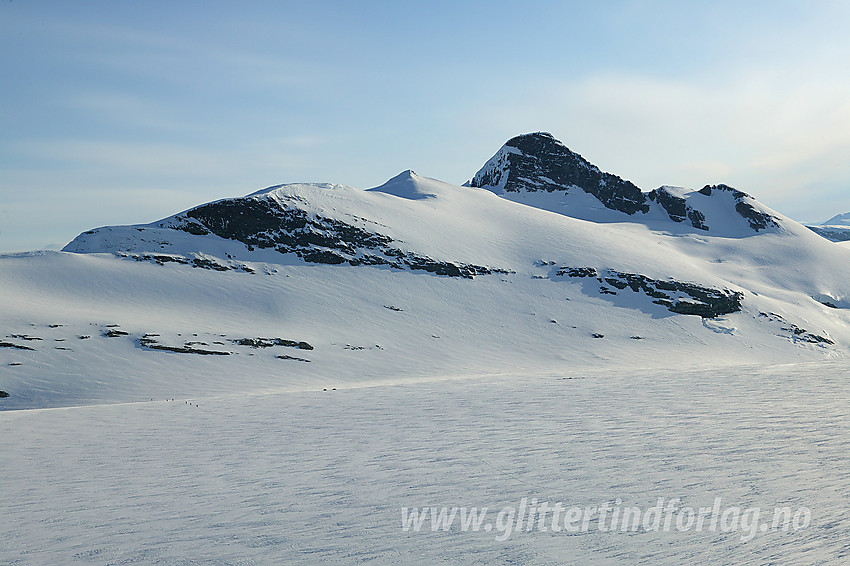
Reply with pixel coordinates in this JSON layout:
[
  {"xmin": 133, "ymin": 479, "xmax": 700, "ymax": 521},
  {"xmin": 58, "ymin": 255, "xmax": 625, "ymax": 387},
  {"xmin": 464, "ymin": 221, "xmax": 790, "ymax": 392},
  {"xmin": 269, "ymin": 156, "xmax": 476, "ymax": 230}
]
[
  {"xmin": 2, "ymin": 133, "xmax": 850, "ymax": 563},
  {"xmin": 2, "ymin": 363, "xmax": 849, "ymax": 564}
]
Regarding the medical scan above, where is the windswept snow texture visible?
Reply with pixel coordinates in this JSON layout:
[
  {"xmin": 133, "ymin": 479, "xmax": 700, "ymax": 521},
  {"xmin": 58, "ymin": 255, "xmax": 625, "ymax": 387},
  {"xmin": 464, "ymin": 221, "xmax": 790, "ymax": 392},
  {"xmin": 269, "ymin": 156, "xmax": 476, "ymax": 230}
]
[{"xmin": 2, "ymin": 364, "xmax": 849, "ymax": 564}]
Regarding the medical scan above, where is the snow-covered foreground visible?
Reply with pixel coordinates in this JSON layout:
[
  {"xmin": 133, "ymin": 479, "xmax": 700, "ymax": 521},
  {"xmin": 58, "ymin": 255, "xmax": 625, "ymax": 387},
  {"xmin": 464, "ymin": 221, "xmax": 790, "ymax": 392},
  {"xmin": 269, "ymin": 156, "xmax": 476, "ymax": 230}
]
[{"xmin": 2, "ymin": 362, "xmax": 848, "ymax": 565}]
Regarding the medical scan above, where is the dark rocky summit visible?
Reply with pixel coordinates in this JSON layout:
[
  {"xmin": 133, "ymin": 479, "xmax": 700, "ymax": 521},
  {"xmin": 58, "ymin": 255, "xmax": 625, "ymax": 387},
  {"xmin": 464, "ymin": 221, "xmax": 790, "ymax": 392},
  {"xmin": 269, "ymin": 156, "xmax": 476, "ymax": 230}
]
[
  {"xmin": 471, "ymin": 132, "xmax": 650, "ymax": 215},
  {"xmin": 472, "ymin": 133, "xmax": 780, "ymax": 232}
]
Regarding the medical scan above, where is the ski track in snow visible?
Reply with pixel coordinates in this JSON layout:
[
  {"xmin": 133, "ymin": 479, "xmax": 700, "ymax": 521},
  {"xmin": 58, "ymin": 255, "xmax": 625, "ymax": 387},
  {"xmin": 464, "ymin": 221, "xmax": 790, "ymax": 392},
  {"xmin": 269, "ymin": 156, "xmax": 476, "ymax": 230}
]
[{"xmin": 2, "ymin": 363, "xmax": 849, "ymax": 565}]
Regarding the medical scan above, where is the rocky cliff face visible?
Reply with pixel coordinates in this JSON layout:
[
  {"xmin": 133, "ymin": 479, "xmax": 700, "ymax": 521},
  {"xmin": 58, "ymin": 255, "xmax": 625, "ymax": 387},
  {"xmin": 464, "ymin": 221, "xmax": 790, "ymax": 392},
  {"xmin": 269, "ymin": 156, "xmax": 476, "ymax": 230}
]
[
  {"xmin": 471, "ymin": 132, "xmax": 781, "ymax": 234},
  {"xmin": 647, "ymin": 186, "xmax": 708, "ymax": 231},
  {"xmin": 470, "ymin": 132, "xmax": 650, "ymax": 215},
  {"xmin": 697, "ymin": 184, "xmax": 778, "ymax": 232},
  {"xmin": 166, "ymin": 193, "xmax": 496, "ymax": 278}
]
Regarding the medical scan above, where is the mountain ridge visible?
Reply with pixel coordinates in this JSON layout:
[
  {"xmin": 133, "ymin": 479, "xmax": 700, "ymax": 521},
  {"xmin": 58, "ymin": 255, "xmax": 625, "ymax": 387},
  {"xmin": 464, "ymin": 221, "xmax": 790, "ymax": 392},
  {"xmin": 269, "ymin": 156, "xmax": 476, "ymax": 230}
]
[
  {"xmin": 469, "ymin": 132, "xmax": 783, "ymax": 237},
  {"xmin": 3, "ymin": 133, "xmax": 849, "ymax": 409}
]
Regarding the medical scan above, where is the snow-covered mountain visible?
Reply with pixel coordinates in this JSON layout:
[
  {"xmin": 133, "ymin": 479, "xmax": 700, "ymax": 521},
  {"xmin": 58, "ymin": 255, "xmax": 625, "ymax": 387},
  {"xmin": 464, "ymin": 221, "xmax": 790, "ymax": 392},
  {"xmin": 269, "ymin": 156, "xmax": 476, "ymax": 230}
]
[
  {"xmin": 469, "ymin": 132, "xmax": 780, "ymax": 237},
  {"xmin": 3, "ymin": 133, "xmax": 850, "ymax": 410},
  {"xmin": 5, "ymin": 132, "xmax": 850, "ymax": 564},
  {"xmin": 807, "ymin": 211, "xmax": 850, "ymax": 242},
  {"xmin": 822, "ymin": 212, "xmax": 850, "ymax": 226}
]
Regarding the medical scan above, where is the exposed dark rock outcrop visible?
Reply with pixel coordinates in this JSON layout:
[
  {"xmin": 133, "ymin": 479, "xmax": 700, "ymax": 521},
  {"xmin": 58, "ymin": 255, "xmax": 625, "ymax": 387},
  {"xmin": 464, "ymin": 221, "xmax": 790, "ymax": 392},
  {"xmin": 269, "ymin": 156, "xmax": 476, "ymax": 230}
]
[
  {"xmin": 138, "ymin": 335, "xmax": 231, "ymax": 355},
  {"xmin": 555, "ymin": 266, "xmax": 743, "ymax": 318},
  {"xmin": 0, "ymin": 341, "xmax": 35, "ymax": 351},
  {"xmin": 231, "ymin": 338, "xmax": 314, "ymax": 350},
  {"xmin": 649, "ymin": 187, "xmax": 687, "ymax": 222},
  {"xmin": 648, "ymin": 187, "xmax": 709, "ymax": 230},
  {"xmin": 186, "ymin": 199, "xmax": 392, "ymax": 251},
  {"xmin": 757, "ymin": 312, "xmax": 834, "ymax": 345},
  {"xmin": 699, "ymin": 185, "xmax": 778, "ymax": 232},
  {"xmin": 118, "ymin": 252, "xmax": 255, "ymax": 273},
  {"xmin": 807, "ymin": 226, "xmax": 850, "ymax": 242},
  {"xmin": 103, "ymin": 329, "xmax": 130, "ymax": 337},
  {"xmin": 471, "ymin": 134, "xmax": 781, "ymax": 233},
  {"xmin": 276, "ymin": 354, "xmax": 311, "ymax": 362},
  {"xmin": 171, "ymin": 196, "xmax": 496, "ymax": 279},
  {"xmin": 559, "ymin": 266, "xmax": 598, "ymax": 278},
  {"xmin": 471, "ymin": 132, "xmax": 650, "ymax": 215},
  {"xmin": 9, "ymin": 334, "xmax": 41, "ymax": 341}
]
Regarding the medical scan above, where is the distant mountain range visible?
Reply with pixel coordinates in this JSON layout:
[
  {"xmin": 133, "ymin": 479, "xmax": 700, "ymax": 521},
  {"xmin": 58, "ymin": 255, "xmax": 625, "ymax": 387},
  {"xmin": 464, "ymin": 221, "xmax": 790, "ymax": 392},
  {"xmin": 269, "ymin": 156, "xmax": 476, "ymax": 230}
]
[
  {"xmin": 806, "ymin": 211, "xmax": 850, "ymax": 242},
  {"xmin": 3, "ymin": 132, "xmax": 849, "ymax": 409},
  {"xmin": 821, "ymin": 212, "xmax": 850, "ymax": 226}
]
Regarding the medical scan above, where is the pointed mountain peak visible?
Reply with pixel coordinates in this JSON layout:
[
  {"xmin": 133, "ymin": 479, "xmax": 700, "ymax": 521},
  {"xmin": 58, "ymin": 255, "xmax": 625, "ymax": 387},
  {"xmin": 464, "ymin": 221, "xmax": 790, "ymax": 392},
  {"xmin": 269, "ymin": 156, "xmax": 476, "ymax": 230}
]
[
  {"xmin": 470, "ymin": 132, "xmax": 784, "ymax": 234},
  {"xmin": 393, "ymin": 169, "xmax": 418, "ymax": 180},
  {"xmin": 822, "ymin": 212, "xmax": 850, "ymax": 226},
  {"xmin": 506, "ymin": 131, "xmax": 557, "ymax": 144},
  {"xmin": 503, "ymin": 132, "xmax": 574, "ymax": 156},
  {"xmin": 470, "ymin": 132, "xmax": 649, "ymax": 215},
  {"xmin": 366, "ymin": 170, "xmax": 437, "ymax": 200}
]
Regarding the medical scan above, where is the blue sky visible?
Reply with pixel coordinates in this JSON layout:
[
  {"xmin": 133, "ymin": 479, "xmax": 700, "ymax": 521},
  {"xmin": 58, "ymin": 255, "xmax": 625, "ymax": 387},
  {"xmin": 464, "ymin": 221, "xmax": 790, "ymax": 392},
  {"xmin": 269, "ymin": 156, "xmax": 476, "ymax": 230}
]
[{"xmin": 2, "ymin": 1, "xmax": 850, "ymax": 251}]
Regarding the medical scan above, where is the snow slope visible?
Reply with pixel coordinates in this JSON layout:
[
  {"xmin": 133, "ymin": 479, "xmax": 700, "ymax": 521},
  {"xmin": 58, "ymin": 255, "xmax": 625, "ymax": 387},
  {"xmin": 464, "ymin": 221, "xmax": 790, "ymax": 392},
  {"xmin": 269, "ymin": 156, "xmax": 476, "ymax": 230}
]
[
  {"xmin": 2, "ymin": 362, "xmax": 848, "ymax": 564},
  {"xmin": 3, "ymin": 144, "xmax": 850, "ymax": 409},
  {"xmin": 4, "ymin": 134, "xmax": 850, "ymax": 564}
]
